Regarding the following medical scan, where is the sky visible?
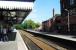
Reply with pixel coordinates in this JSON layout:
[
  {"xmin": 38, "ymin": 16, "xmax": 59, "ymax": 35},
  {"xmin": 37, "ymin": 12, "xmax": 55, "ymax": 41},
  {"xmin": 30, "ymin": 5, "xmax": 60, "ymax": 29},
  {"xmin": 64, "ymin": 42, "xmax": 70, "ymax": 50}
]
[{"xmin": 25, "ymin": 0, "xmax": 60, "ymax": 23}]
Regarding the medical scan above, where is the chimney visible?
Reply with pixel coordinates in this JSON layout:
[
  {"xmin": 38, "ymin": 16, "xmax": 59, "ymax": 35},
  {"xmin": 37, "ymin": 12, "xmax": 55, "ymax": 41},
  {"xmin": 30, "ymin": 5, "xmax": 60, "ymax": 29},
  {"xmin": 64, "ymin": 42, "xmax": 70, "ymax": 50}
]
[{"xmin": 53, "ymin": 8, "xmax": 55, "ymax": 21}]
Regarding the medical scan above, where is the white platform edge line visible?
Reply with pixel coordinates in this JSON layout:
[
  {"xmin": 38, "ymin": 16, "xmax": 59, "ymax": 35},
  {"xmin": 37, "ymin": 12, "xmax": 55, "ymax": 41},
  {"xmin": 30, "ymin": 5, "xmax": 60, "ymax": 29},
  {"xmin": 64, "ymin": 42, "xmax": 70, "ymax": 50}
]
[
  {"xmin": 45, "ymin": 34, "xmax": 76, "ymax": 42},
  {"xmin": 16, "ymin": 30, "xmax": 28, "ymax": 50}
]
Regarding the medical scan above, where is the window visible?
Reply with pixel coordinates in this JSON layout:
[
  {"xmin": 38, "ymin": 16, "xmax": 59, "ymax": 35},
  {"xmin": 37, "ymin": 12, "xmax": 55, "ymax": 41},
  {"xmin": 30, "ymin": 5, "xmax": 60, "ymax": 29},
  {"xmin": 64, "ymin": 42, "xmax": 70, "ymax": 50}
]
[
  {"xmin": 70, "ymin": 8, "xmax": 76, "ymax": 16},
  {"xmin": 70, "ymin": 0, "xmax": 74, "ymax": 5}
]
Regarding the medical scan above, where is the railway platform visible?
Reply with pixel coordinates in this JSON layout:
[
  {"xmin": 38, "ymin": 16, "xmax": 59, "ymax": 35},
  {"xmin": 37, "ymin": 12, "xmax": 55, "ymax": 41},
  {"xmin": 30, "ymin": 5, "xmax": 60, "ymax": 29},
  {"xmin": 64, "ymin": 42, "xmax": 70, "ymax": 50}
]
[
  {"xmin": 26, "ymin": 29, "xmax": 76, "ymax": 42},
  {"xmin": 0, "ymin": 29, "xmax": 28, "ymax": 50}
]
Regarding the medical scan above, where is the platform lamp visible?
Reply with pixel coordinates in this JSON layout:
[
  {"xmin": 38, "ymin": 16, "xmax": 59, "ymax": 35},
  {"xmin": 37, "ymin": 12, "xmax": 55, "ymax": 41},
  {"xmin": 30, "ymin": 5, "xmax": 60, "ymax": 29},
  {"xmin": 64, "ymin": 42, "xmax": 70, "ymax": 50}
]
[{"xmin": 65, "ymin": 9, "xmax": 70, "ymax": 32}]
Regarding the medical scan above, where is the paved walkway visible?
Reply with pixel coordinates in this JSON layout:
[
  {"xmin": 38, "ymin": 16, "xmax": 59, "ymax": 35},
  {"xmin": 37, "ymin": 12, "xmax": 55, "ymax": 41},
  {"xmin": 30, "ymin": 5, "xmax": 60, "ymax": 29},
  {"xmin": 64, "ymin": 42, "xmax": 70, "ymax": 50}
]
[{"xmin": 0, "ymin": 29, "xmax": 28, "ymax": 50}]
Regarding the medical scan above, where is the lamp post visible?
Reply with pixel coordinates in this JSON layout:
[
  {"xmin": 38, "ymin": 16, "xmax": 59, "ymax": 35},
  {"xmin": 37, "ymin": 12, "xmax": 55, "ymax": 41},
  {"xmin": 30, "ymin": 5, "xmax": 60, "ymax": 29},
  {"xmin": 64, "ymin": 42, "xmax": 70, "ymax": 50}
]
[{"xmin": 65, "ymin": 9, "xmax": 70, "ymax": 32}]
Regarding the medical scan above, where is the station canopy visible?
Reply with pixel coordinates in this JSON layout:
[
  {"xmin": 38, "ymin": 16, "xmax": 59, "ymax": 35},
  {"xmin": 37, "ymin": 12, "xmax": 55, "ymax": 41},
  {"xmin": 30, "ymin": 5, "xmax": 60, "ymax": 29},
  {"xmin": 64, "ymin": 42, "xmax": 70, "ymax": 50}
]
[
  {"xmin": 0, "ymin": 0, "xmax": 35, "ymax": 24},
  {"xmin": 0, "ymin": 1, "xmax": 34, "ymax": 10}
]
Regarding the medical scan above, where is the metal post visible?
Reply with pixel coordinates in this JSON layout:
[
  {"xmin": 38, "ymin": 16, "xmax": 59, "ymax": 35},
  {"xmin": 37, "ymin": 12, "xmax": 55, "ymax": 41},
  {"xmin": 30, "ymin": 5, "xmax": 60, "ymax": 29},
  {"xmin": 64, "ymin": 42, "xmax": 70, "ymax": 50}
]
[
  {"xmin": 65, "ymin": 9, "xmax": 70, "ymax": 32},
  {"xmin": 68, "ymin": 11, "xmax": 70, "ymax": 32}
]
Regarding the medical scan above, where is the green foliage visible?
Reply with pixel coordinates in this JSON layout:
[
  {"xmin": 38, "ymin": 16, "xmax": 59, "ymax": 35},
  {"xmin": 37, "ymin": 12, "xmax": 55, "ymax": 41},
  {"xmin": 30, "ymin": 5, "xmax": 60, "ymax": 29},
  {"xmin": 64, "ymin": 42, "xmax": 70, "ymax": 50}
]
[
  {"xmin": 23, "ymin": 19, "xmax": 40, "ymax": 29},
  {"xmin": 14, "ymin": 24, "xmax": 24, "ymax": 30},
  {"xmin": 15, "ymin": 19, "xmax": 40, "ymax": 30}
]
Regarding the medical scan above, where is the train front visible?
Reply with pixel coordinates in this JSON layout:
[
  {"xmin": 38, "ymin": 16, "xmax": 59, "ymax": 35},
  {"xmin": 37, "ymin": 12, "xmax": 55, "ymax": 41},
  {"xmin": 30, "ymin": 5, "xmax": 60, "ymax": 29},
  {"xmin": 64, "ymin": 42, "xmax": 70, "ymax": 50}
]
[{"xmin": 0, "ymin": 0, "xmax": 35, "ymax": 41}]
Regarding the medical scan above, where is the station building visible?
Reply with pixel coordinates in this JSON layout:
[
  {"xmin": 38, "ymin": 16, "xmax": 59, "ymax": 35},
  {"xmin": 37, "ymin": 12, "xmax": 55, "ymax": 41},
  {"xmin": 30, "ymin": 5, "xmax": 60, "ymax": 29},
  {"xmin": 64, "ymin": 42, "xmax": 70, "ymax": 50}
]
[
  {"xmin": 60, "ymin": 0, "xmax": 76, "ymax": 32},
  {"xmin": 60, "ymin": 0, "xmax": 76, "ymax": 17}
]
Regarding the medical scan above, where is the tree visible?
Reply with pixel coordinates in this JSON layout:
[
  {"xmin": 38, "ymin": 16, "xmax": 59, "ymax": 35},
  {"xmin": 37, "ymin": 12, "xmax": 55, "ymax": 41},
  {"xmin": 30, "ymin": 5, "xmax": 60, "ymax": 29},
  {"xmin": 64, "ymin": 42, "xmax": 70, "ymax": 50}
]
[
  {"xmin": 14, "ymin": 19, "xmax": 40, "ymax": 30},
  {"xmin": 14, "ymin": 24, "xmax": 24, "ymax": 30},
  {"xmin": 23, "ymin": 19, "xmax": 40, "ymax": 29}
]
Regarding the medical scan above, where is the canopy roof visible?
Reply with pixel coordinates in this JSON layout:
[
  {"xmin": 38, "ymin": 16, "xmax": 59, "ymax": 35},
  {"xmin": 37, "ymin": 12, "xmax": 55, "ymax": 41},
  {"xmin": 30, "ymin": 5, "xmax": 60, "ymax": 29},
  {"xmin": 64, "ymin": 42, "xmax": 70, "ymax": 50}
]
[
  {"xmin": 0, "ymin": 0, "xmax": 35, "ymax": 24},
  {"xmin": 0, "ymin": 1, "xmax": 34, "ymax": 10}
]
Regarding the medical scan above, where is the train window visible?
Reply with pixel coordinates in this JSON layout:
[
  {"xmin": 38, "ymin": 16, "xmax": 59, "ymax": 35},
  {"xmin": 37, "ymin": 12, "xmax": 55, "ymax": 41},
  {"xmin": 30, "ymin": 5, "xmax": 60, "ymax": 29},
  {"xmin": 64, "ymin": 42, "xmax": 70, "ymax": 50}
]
[{"xmin": 70, "ymin": 8, "xmax": 76, "ymax": 16}]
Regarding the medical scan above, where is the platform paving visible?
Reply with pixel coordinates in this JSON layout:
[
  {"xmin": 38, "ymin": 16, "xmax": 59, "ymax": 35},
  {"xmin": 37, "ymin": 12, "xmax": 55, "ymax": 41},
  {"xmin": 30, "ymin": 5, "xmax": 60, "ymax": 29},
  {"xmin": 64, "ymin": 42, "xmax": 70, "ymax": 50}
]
[{"xmin": 0, "ymin": 29, "xmax": 28, "ymax": 50}]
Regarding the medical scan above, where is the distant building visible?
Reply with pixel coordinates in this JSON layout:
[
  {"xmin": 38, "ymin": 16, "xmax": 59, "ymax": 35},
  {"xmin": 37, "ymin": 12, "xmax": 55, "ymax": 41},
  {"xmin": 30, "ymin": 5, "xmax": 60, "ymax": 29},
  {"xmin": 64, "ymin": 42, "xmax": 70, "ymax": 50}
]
[{"xmin": 42, "ymin": 15, "xmax": 62, "ymax": 32}]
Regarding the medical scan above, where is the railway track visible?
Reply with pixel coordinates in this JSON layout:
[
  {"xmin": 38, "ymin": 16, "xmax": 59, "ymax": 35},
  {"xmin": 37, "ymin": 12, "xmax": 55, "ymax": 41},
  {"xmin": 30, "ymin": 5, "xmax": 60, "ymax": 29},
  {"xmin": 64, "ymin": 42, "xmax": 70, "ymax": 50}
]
[
  {"xmin": 25, "ymin": 30, "xmax": 76, "ymax": 50},
  {"xmin": 19, "ymin": 30, "xmax": 67, "ymax": 50},
  {"xmin": 34, "ymin": 36, "xmax": 67, "ymax": 50},
  {"xmin": 20, "ymin": 31, "xmax": 41, "ymax": 50}
]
